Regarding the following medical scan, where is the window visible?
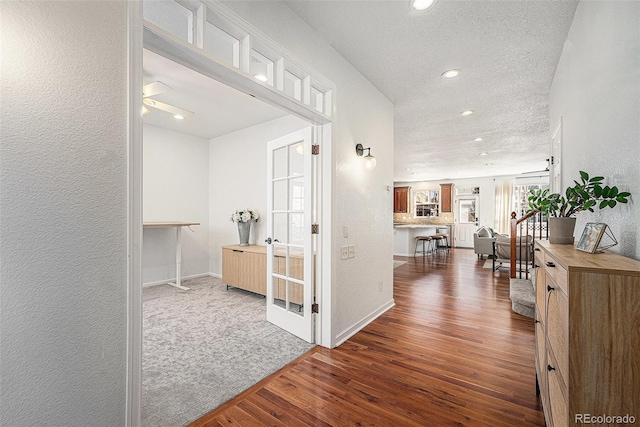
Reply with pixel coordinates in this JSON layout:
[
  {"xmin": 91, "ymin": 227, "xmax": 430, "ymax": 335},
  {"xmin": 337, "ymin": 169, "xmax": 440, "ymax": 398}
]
[{"xmin": 414, "ymin": 190, "xmax": 439, "ymax": 218}]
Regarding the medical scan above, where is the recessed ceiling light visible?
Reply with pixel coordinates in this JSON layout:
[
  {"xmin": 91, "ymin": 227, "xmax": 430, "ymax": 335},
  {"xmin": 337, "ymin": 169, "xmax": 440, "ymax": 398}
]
[
  {"xmin": 406, "ymin": 168, "xmax": 412, "ymax": 171},
  {"xmin": 410, "ymin": 0, "xmax": 437, "ymax": 12},
  {"xmin": 174, "ymin": 114, "xmax": 185, "ymax": 120},
  {"xmin": 254, "ymin": 73, "xmax": 268, "ymax": 82},
  {"xmin": 473, "ymin": 137, "xmax": 484, "ymax": 142},
  {"xmin": 479, "ymin": 152, "xmax": 489, "ymax": 156},
  {"xmin": 460, "ymin": 110, "xmax": 475, "ymax": 116},
  {"xmin": 485, "ymin": 163, "xmax": 493, "ymax": 166},
  {"xmin": 442, "ymin": 69, "xmax": 460, "ymax": 79}
]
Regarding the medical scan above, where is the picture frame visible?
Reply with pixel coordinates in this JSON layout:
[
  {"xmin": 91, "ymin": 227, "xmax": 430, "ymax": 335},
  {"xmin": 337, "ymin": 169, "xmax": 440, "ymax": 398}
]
[{"xmin": 576, "ymin": 222, "xmax": 607, "ymax": 253}]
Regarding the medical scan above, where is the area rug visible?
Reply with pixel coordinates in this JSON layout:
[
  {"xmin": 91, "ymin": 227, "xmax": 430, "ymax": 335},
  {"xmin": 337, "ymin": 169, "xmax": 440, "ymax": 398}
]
[
  {"xmin": 142, "ymin": 276, "xmax": 315, "ymax": 427},
  {"xmin": 393, "ymin": 260, "xmax": 408, "ymax": 269},
  {"xmin": 483, "ymin": 259, "xmax": 509, "ymax": 270}
]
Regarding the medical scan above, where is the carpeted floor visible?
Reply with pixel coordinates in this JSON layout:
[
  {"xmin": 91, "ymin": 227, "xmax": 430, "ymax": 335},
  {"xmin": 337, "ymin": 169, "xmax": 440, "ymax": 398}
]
[{"xmin": 142, "ymin": 276, "xmax": 315, "ymax": 427}]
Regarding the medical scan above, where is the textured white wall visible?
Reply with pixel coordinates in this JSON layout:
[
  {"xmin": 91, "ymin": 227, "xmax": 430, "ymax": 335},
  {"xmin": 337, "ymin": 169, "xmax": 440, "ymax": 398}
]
[
  {"xmin": 550, "ymin": 1, "xmax": 640, "ymax": 260},
  {"xmin": 143, "ymin": 125, "xmax": 210, "ymax": 284},
  {"xmin": 0, "ymin": 2, "xmax": 128, "ymax": 425},
  {"xmin": 209, "ymin": 116, "xmax": 308, "ymax": 275},
  {"xmin": 221, "ymin": 1, "xmax": 395, "ymax": 345}
]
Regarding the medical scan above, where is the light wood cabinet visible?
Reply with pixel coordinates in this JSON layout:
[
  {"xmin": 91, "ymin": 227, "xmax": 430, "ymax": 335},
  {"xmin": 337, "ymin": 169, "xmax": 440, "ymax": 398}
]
[
  {"xmin": 394, "ymin": 187, "xmax": 410, "ymax": 213},
  {"xmin": 222, "ymin": 245, "xmax": 313, "ymax": 306},
  {"xmin": 273, "ymin": 253, "xmax": 305, "ymax": 305},
  {"xmin": 440, "ymin": 183, "xmax": 453, "ymax": 213},
  {"xmin": 222, "ymin": 245, "xmax": 266, "ymax": 295},
  {"xmin": 535, "ymin": 240, "xmax": 640, "ymax": 427}
]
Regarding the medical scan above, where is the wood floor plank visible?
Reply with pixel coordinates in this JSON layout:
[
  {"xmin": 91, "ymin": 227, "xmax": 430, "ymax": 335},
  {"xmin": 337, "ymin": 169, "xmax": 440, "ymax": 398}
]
[{"xmin": 190, "ymin": 249, "xmax": 544, "ymax": 426}]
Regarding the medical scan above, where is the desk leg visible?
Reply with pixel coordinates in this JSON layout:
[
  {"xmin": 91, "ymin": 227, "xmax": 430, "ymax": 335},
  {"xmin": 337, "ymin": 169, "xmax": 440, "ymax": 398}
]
[{"xmin": 167, "ymin": 226, "xmax": 190, "ymax": 291}]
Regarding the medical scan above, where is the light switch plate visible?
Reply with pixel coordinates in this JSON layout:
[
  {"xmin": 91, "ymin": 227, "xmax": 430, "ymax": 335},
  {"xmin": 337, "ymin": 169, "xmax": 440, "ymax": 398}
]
[
  {"xmin": 343, "ymin": 225, "xmax": 349, "ymax": 238},
  {"xmin": 341, "ymin": 246, "xmax": 349, "ymax": 260},
  {"xmin": 348, "ymin": 245, "xmax": 356, "ymax": 258}
]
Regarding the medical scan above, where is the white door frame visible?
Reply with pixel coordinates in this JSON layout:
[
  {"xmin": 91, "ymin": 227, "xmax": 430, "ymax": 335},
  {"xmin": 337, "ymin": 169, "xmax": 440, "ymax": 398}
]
[
  {"xmin": 127, "ymin": 3, "xmax": 335, "ymax": 424},
  {"xmin": 551, "ymin": 118, "xmax": 562, "ymax": 193},
  {"xmin": 126, "ymin": 2, "xmax": 143, "ymax": 426}
]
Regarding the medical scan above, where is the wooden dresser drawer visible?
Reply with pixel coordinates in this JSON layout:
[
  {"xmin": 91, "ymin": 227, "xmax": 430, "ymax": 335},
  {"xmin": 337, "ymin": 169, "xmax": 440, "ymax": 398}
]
[
  {"xmin": 544, "ymin": 253, "xmax": 568, "ymax": 295},
  {"xmin": 535, "ymin": 318, "xmax": 547, "ymax": 402},
  {"xmin": 548, "ymin": 349, "xmax": 569, "ymax": 427},
  {"xmin": 547, "ymin": 286, "xmax": 568, "ymax": 385},
  {"xmin": 535, "ymin": 264, "xmax": 547, "ymax": 319}
]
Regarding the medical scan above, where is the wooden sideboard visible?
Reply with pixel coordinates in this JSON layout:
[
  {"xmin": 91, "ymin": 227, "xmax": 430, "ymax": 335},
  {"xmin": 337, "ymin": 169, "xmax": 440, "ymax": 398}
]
[
  {"xmin": 221, "ymin": 245, "xmax": 309, "ymax": 305},
  {"xmin": 222, "ymin": 245, "xmax": 266, "ymax": 295},
  {"xmin": 534, "ymin": 240, "xmax": 640, "ymax": 426}
]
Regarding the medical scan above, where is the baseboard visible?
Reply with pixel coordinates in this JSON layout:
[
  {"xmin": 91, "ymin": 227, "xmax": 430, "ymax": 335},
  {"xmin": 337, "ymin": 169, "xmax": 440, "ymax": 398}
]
[
  {"xmin": 334, "ymin": 299, "xmax": 395, "ymax": 347},
  {"xmin": 394, "ymin": 252, "xmax": 415, "ymax": 257},
  {"xmin": 143, "ymin": 272, "xmax": 213, "ymax": 288},
  {"xmin": 209, "ymin": 272, "xmax": 222, "ymax": 279}
]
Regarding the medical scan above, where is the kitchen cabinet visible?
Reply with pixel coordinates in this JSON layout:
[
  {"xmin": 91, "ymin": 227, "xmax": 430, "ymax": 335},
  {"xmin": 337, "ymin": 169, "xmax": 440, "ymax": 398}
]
[
  {"xmin": 534, "ymin": 240, "xmax": 640, "ymax": 426},
  {"xmin": 394, "ymin": 187, "xmax": 410, "ymax": 213},
  {"xmin": 440, "ymin": 183, "xmax": 453, "ymax": 213}
]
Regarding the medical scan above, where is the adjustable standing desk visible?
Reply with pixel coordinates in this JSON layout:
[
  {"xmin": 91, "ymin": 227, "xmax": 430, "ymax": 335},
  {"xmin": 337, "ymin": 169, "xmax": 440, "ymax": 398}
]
[{"xmin": 143, "ymin": 222, "xmax": 200, "ymax": 290}]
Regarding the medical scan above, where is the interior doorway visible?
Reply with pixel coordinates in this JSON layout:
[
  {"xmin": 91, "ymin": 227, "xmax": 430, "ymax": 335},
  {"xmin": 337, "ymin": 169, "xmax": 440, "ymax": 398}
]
[{"xmin": 140, "ymin": 49, "xmax": 323, "ymax": 425}]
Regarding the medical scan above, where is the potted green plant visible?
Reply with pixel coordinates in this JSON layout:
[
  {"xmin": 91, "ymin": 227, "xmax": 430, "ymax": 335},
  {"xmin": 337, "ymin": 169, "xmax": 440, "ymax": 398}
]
[{"xmin": 527, "ymin": 171, "xmax": 630, "ymax": 244}]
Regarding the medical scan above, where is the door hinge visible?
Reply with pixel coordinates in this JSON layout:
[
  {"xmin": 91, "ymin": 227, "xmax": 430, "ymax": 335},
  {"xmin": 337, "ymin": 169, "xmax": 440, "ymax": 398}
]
[
  {"xmin": 311, "ymin": 144, "xmax": 320, "ymax": 155},
  {"xmin": 550, "ymin": 156, "xmax": 554, "ymax": 165},
  {"xmin": 311, "ymin": 223, "xmax": 319, "ymax": 234},
  {"xmin": 312, "ymin": 303, "xmax": 319, "ymax": 313}
]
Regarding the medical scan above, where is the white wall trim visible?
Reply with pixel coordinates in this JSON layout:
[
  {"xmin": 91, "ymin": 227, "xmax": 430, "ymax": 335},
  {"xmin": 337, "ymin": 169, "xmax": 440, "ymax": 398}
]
[
  {"xmin": 334, "ymin": 299, "xmax": 395, "ymax": 347},
  {"xmin": 142, "ymin": 272, "xmax": 214, "ymax": 288},
  {"xmin": 126, "ymin": 1, "xmax": 143, "ymax": 426}
]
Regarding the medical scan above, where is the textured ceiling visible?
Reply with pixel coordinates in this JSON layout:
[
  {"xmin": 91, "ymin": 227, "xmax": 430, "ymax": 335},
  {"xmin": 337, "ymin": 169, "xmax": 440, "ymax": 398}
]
[
  {"xmin": 143, "ymin": 49, "xmax": 287, "ymax": 139},
  {"xmin": 284, "ymin": 0, "xmax": 579, "ymax": 181}
]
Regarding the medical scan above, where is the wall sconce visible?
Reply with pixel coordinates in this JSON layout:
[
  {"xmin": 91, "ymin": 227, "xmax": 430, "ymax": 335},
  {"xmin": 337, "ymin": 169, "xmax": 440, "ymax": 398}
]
[{"xmin": 355, "ymin": 143, "xmax": 377, "ymax": 171}]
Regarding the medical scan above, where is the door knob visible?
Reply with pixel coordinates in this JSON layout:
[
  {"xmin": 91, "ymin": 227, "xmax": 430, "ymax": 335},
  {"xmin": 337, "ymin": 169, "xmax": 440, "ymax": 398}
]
[{"xmin": 265, "ymin": 238, "xmax": 272, "ymax": 244}]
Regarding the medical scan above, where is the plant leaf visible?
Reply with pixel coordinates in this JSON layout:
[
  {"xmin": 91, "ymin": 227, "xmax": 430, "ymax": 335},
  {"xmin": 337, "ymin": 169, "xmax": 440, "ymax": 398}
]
[
  {"xmin": 580, "ymin": 171, "xmax": 589, "ymax": 181},
  {"xmin": 594, "ymin": 184, "xmax": 603, "ymax": 197},
  {"xmin": 599, "ymin": 200, "xmax": 609, "ymax": 209}
]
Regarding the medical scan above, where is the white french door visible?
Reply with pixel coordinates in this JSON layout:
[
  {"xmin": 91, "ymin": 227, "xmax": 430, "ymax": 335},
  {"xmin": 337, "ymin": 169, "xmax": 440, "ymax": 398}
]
[
  {"xmin": 266, "ymin": 127, "xmax": 315, "ymax": 343},
  {"xmin": 455, "ymin": 196, "xmax": 479, "ymax": 248}
]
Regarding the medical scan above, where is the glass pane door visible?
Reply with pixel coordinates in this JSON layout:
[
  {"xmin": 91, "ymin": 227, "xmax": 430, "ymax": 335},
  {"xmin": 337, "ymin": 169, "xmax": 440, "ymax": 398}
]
[{"xmin": 266, "ymin": 128, "xmax": 314, "ymax": 343}]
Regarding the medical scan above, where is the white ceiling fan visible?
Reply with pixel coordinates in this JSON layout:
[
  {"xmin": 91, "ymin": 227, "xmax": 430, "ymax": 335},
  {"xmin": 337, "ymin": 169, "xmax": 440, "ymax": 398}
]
[{"xmin": 142, "ymin": 81, "xmax": 194, "ymax": 120}]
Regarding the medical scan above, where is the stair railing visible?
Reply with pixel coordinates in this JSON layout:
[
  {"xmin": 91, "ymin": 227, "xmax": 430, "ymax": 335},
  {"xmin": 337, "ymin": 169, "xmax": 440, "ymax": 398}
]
[{"xmin": 509, "ymin": 210, "xmax": 547, "ymax": 279}]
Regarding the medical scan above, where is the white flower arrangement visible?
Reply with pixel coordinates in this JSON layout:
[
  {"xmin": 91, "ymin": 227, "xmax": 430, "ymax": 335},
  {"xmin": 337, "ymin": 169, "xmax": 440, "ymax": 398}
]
[{"xmin": 230, "ymin": 208, "xmax": 260, "ymax": 223}]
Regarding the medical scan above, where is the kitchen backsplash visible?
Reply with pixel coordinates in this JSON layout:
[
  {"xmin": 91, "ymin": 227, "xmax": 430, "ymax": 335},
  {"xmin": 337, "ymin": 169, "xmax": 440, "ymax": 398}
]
[{"xmin": 393, "ymin": 212, "xmax": 454, "ymax": 224}]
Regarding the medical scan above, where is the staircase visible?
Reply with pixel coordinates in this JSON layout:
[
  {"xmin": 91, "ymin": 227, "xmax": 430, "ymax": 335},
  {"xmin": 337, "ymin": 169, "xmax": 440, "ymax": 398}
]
[{"xmin": 508, "ymin": 211, "xmax": 547, "ymax": 318}]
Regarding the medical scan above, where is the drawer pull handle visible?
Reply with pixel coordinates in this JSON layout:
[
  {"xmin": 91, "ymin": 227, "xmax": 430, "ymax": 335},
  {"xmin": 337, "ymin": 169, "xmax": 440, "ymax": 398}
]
[
  {"xmin": 534, "ymin": 319, "xmax": 540, "ymax": 324},
  {"xmin": 547, "ymin": 365, "xmax": 555, "ymax": 372},
  {"xmin": 534, "ymin": 264, "xmax": 539, "ymax": 268},
  {"xmin": 546, "ymin": 261, "xmax": 555, "ymax": 267},
  {"xmin": 232, "ymin": 250, "xmax": 243, "ymax": 253},
  {"xmin": 534, "ymin": 248, "xmax": 541, "ymax": 252},
  {"xmin": 547, "ymin": 285, "xmax": 555, "ymax": 292}
]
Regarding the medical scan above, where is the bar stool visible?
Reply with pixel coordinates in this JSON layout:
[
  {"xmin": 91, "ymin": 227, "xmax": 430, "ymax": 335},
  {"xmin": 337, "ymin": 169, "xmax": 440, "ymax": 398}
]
[
  {"xmin": 414, "ymin": 236, "xmax": 434, "ymax": 257},
  {"xmin": 431, "ymin": 234, "xmax": 449, "ymax": 252},
  {"xmin": 435, "ymin": 227, "xmax": 450, "ymax": 252}
]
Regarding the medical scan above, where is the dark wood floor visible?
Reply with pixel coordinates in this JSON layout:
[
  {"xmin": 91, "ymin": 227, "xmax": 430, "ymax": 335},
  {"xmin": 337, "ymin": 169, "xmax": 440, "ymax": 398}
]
[{"xmin": 191, "ymin": 249, "xmax": 544, "ymax": 426}]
